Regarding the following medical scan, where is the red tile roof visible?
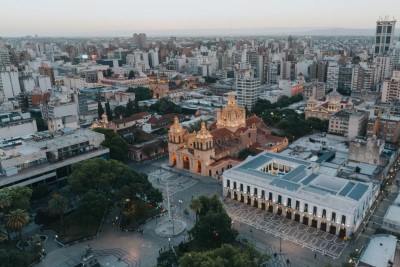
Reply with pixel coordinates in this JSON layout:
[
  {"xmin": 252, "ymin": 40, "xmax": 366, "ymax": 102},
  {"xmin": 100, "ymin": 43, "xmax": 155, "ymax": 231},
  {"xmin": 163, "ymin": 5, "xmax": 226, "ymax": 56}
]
[
  {"xmin": 210, "ymin": 128, "xmax": 233, "ymax": 139},
  {"xmin": 245, "ymin": 115, "xmax": 263, "ymax": 127}
]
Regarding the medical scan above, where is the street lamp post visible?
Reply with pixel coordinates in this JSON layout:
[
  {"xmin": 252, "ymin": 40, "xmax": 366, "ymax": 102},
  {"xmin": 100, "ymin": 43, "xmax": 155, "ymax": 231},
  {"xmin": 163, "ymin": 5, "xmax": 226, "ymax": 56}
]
[
  {"xmin": 179, "ymin": 200, "xmax": 182, "ymax": 209},
  {"xmin": 168, "ymin": 238, "xmax": 171, "ymax": 250}
]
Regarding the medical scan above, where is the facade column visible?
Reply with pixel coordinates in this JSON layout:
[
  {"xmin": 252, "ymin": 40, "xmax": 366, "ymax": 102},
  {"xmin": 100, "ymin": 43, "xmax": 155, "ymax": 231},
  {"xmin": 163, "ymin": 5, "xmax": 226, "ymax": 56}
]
[
  {"xmin": 272, "ymin": 204, "xmax": 277, "ymax": 214},
  {"xmin": 282, "ymin": 206, "xmax": 287, "ymax": 217},
  {"xmin": 300, "ymin": 214, "xmax": 304, "ymax": 223},
  {"xmin": 308, "ymin": 216, "xmax": 313, "ymax": 226},
  {"xmin": 291, "ymin": 210, "xmax": 295, "ymax": 220},
  {"xmin": 336, "ymin": 224, "xmax": 340, "ymax": 235},
  {"xmin": 317, "ymin": 218, "xmax": 322, "ymax": 230}
]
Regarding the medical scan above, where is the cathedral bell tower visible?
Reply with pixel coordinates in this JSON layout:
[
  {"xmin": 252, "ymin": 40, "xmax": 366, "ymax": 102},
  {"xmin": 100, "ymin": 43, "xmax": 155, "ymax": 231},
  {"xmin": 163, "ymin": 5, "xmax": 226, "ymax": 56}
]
[
  {"xmin": 193, "ymin": 122, "xmax": 215, "ymax": 175},
  {"xmin": 168, "ymin": 117, "xmax": 186, "ymax": 166}
]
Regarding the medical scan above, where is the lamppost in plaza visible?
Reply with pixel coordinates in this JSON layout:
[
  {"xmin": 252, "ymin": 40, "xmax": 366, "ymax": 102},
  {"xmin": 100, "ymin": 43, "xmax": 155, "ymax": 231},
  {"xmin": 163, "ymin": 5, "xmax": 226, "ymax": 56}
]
[
  {"xmin": 279, "ymin": 236, "xmax": 282, "ymax": 254},
  {"xmin": 179, "ymin": 200, "xmax": 182, "ymax": 209},
  {"xmin": 168, "ymin": 238, "xmax": 171, "ymax": 250}
]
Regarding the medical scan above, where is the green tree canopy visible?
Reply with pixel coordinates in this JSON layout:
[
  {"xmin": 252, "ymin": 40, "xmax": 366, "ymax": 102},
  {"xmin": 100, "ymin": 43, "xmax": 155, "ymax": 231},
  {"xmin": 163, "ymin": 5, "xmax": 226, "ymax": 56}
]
[
  {"xmin": 105, "ymin": 101, "xmax": 113, "ymax": 121},
  {"xmin": 48, "ymin": 193, "xmax": 68, "ymax": 233},
  {"xmin": 238, "ymin": 148, "xmax": 257, "ymax": 160},
  {"xmin": 114, "ymin": 105, "xmax": 127, "ymax": 119},
  {"xmin": 189, "ymin": 195, "xmax": 236, "ymax": 249},
  {"xmin": 5, "ymin": 209, "xmax": 29, "ymax": 241},
  {"xmin": 127, "ymin": 87, "xmax": 153, "ymax": 101},
  {"xmin": 98, "ymin": 101, "xmax": 105, "ymax": 119},
  {"xmin": 179, "ymin": 244, "xmax": 269, "ymax": 267},
  {"xmin": 93, "ymin": 128, "xmax": 128, "ymax": 161},
  {"xmin": 68, "ymin": 158, "xmax": 162, "ymax": 205},
  {"xmin": 128, "ymin": 70, "xmax": 135, "ymax": 79},
  {"xmin": 76, "ymin": 190, "xmax": 107, "ymax": 225},
  {"xmin": 2, "ymin": 187, "xmax": 32, "ymax": 211},
  {"xmin": 150, "ymin": 98, "xmax": 182, "ymax": 115}
]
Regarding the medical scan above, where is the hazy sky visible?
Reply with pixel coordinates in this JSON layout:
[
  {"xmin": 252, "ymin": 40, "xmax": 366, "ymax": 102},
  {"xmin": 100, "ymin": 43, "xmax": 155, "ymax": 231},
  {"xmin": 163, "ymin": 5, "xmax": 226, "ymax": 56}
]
[{"xmin": 0, "ymin": 0, "xmax": 399, "ymax": 36}]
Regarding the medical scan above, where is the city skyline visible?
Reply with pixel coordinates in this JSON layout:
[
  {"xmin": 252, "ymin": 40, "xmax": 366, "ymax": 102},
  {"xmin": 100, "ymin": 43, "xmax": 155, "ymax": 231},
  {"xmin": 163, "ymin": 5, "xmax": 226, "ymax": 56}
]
[{"xmin": 0, "ymin": 0, "xmax": 399, "ymax": 37}]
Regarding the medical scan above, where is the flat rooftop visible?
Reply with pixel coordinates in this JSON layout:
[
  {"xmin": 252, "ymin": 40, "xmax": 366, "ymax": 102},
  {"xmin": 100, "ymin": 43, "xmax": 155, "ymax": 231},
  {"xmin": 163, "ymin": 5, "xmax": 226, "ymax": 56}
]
[
  {"xmin": 359, "ymin": 235, "xmax": 397, "ymax": 267},
  {"xmin": 227, "ymin": 151, "xmax": 372, "ymax": 211},
  {"xmin": 383, "ymin": 205, "xmax": 400, "ymax": 224}
]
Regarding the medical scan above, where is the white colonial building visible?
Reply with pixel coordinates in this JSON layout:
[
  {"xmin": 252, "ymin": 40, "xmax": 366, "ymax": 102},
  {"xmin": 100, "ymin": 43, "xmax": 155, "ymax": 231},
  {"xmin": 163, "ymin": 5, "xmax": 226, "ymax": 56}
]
[{"xmin": 222, "ymin": 152, "xmax": 374, "ymax": 237}]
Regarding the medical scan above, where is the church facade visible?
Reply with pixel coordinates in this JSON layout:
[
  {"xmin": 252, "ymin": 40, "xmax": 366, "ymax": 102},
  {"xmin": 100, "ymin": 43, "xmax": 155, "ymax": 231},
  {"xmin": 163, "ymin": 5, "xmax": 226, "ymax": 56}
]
[{"xmin": 168, "ymin": 94, "xmax": 288, "ymax": 179}]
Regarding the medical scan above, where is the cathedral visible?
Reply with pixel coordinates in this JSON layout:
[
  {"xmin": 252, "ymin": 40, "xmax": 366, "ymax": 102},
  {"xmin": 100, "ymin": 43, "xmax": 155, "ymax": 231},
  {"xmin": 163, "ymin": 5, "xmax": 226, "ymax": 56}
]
[{"xmin": 168, "ymin": 94, "xmax": 288, "ymax": 179}]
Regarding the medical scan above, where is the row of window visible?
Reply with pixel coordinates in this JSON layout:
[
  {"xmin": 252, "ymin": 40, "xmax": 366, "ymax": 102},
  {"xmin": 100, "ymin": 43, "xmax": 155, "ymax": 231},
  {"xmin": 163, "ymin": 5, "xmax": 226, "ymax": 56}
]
[{"xmin": 226, "ymin": 179, "xmax": 347, "ymax": 225}]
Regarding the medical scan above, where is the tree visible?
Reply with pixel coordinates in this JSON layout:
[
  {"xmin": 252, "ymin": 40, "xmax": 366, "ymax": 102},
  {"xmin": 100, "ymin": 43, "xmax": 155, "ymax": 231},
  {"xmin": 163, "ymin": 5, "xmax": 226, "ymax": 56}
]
[
  {"xmin": 127, "ymin": 87, "xmax": 153, "ymax": 101},
  {"xmin": 251, "ymin": 99, "xmax": 272, "ymax": 116},
  {"xmin": 0, "ymin": 190, "xmax": 12, "ymax": 214},
  {"xmin": 5, "ymin": 209, "xmax": 29, "ymax": 242},
  {"xmin": 0, "ymin": 229, "xmax": 7, "ymax": 244},
  {"xmin": 98, "ymin": 100, "xmax": 104, "ymax": 119},
  {"xmin": 105, "ymin": 101, "xmax": 113, "ymax": 121},
  {"xmin": 142, "ymin": 142, "xmax": 159, "ymax": 158},
  {"xmin": 68, "ymin": 158, "xmax": 162, "ymax": 206},
  {"xmin": 157, "ymin": 250, "xmax": 178, "ymax": 267},
  {"xmin": 31, "ymin": 183, "xmax": 49, "ymax": 200},
  {"xmin": 114, "ymin": 105, "xmax": 127, "ymax": 119},
  {"xmin": 126, "ymin": 99, "xmax": 135, "ymax": 117},
  {"xmin": 238, "ymin": 148, "xmax": 257, "ymax": 160},
  {"xmin": 128, "ymin": 70, "xmax": 135, "ymax": 79},
  {"xmin": 189, "ymin": 196, "xmax": 237, "ymax": 249},
  {"xmin": 48, "ymin": 193, "xmax": 68, "ymax": 234},
  {"xmin": 189, "ymin": 198, "xmax": 202, "ymax": 222},
  {"xmin": 179, "ymin": 244, "xmax": 269, "ymax": 267},
  {"xmin": 4, "ymin": 187, "xmax": 33, "ymax": 211},
  {"xmin": 93, "ymin": 128, "xmax": 128, "ymax": 161},
  {"xmin": 76, "ymin": 190, "xmax": 107, "ymax": 225}
]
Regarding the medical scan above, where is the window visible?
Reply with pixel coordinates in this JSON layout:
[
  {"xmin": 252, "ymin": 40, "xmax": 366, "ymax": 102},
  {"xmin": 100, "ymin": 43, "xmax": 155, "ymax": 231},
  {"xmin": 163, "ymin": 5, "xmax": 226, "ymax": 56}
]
[
  {"xmin": 261, "ymin": 190, "xmax": 265, "ymax": 198},
  {"xmin": 386, "ymin": 36, "xmax": 391, "ymax": 44},
  {"xmin": 304, "ymin": 204, "xmax": 308, "ymax": 213},
  {"xmin": 376, "ymin": 36, "xmax": 380, "ymax": 43},
  {"xmin": 332, "ymin": 212, "xmax": 336, "ymax": 222},
  {"xmin": 227, "ymin": 179, "xmax": 230, "ymax": 188},
  {"xmin": 342, "ymin": 215, "xmax": 346, "ymax": 225},
  {"xmin": 313, "ymin": 206, "xmax": 317, "ymax": 216},
  {"xmin": 377, "ymin": 26, "xmax": 382, "ymax": 33},
  {"xmin": 322, "ymin": 209, "xmax": 326, "ymax": 218},
  {"xmin": 254, "ymin": 188, "xmax": 258, "ymax": 196},
  {"xmin": 387, "ymin": 25, "xmax": 392, "ymax": 33},
  {"xmin": 269, "ymin": 192, "xmax": 273, "ymax": 201},
  {"xmin": 240, "ymin": 184, "xmax": 243, "ymax": 192},
  {"xmin": 287, "ymin": 198, "xmax": 291, "ymax": 207},
  {"xmin": 247, "ymin": 186, "xmax": 250, "ymax": 194},
  {"xmin": 296, "ymin": 201, "xmax": 300, "ymax": 210},
  {"xmin": 233, "ymin": 182, "xmax": 237, "ymax": 190},
  {"xmin": 278, "ymin": 195, "xmax": 282, "ymax": 204}
]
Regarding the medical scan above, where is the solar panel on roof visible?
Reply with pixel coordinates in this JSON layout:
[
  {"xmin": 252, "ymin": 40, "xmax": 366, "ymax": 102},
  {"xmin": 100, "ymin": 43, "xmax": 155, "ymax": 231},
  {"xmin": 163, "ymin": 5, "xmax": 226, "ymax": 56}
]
[
  {"xmin": 239, "ymin": 155, "xmax": 272, "ymax": 170},
  {"xmin": 338, "ymin": 182, "xmax": 356, "ymax": 196},
  {"xmin": 348, "ymin": 183, "xmax": 369, "ymax": 201},
  {"xmin": 301, "ymin": 173, "xmax": 318, "ymax": 185}
]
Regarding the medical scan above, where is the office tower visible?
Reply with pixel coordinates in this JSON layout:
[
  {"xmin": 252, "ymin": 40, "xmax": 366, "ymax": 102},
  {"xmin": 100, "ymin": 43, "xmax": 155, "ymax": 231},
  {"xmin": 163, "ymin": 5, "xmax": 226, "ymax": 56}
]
[
  {"xmin": 374, "ymin": 17, "xmax": 396, "ymax": 56},
  {"xmin": 236, "ymin": 68, "xmax": 260, "ymax": 109},
  {"xmin": 280, "ymin": 61, "xmax": 291, "ymax": 80},
  {"xmin": 39, "ymin": 64, "xmax": 55, "ymax": 86},
  {"xmin": 309, "ymin": 61, "xmax": 327, "ymax": 83},
  {"xmin": 381, "ymin": 70, "xmax": 400, "ymax": 103},
  {"xmin": 374, "ymin": 55, "xmax": 392, "ymax": 87}
]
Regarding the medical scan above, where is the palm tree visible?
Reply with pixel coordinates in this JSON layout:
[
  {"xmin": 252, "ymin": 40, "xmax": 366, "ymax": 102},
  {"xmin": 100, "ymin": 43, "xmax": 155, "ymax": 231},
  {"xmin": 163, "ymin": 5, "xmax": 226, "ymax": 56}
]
[
  {"xmin": 0, "ymin": 190, "xmax": 12, "ymax": 214},
  {"xmin": 5, "ymin": 209, "xmax": 29, "ymax": 242},
  {"xmin": 0, "ymin": 228, "xmax": 7, "ymax": 243},
  {"xmin": 189, "ymin": 198, "xmax": 202, "ymax": 222},
  {"xmin": 48, "ymin": 193, "xmax": 68, "ymax": 234}
]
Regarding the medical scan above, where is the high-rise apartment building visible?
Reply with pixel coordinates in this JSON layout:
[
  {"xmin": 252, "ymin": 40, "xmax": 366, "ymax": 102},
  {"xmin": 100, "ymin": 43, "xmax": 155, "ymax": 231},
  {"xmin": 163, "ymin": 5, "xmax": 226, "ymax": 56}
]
[
  {"xmin": 326, "ymin": 63, "xmax": 339, "ymax": 92},
  {"xmin": 381, "ymin": 70, "xmax": 400, "ymax": 103},
  {"xmin": 39, "ymin": 64, "xmax": 55, "ymax": 86},
  {"xmin": 133, "ymin": 33, "xmax": 148, "ymax": 50},
  {"xmin": 0, "ymin": 49, "xmax": 11, "ymax": 69},
  {"xmin": 0, "ymin": 69, "xmax": 21, "ymax": 101},
  {"xmin": 236, "ymin": 69, "xmax": 260, "ymax": 109},
  {"xmin": 338, "ymin": 65, "xmax": 353, "ymax": 95},
  {"xmin": 374, "ymin": 18, "xmax": 396, "ymax": 56}
]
